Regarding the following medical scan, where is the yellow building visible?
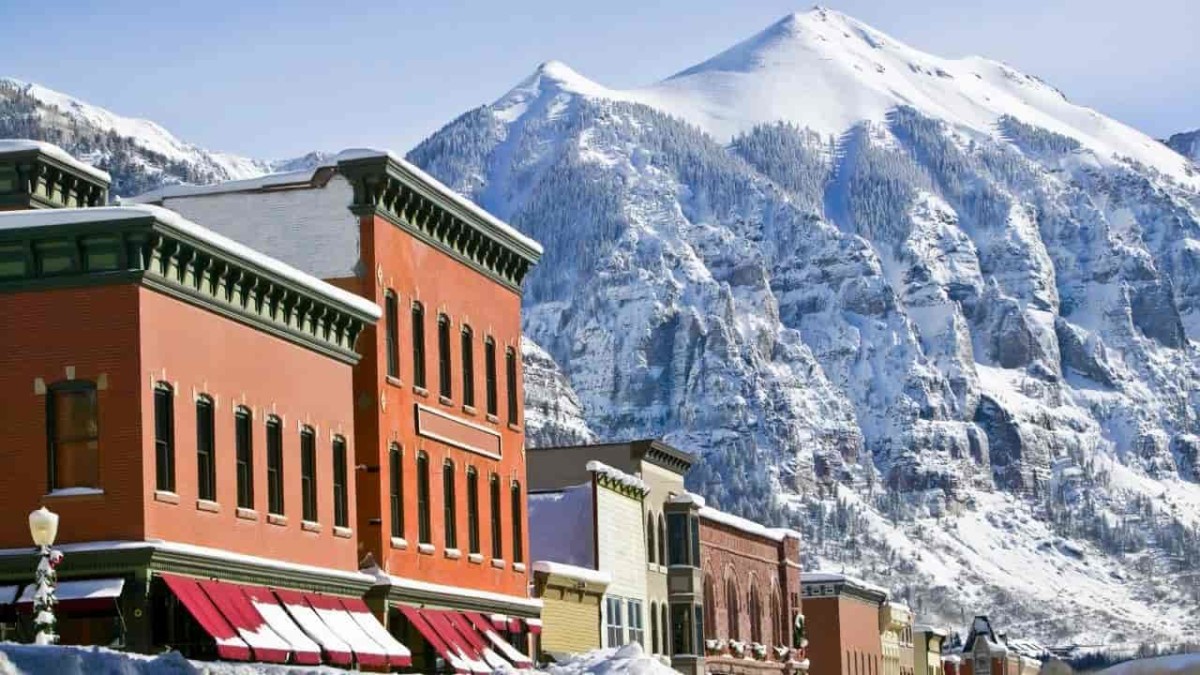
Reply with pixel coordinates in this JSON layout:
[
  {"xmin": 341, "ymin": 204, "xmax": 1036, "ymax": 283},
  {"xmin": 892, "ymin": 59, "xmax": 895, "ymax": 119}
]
[
  {"xmin": 531, "ymin": 561, "xmax": 611, "ymax": 659},
  {"xmin": 913, "ymin": 626, "xmax": 948, "ymax": 675},
  {"xmin": 880, "ymin": 602, "xmax": 915, "ymax": 675}
]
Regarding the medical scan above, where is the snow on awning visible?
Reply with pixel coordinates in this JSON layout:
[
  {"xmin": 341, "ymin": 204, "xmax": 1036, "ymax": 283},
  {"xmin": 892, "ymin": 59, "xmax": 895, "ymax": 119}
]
[
  {"xmin": 441, "ymin": 610, "xmax": 513, "ymax": 671},
  {"xmin": 398, "ymin": 605, "xmax": 478, "ymax": 673},
  {"xmin": 0, "ymin": 585, "xmax": 20, "ymax": 606},
  {"xmin": 465, "ymin": 611, "xmax": 534, "ymax": 668},
  {"xmin": 525, "ymin": 617, "xmax": 543, "ymax": 635},
  {"xmin": 489, "ymin": 613, "xmax": 509, "ymax": 630},
  {"xmin": 272, "ymin": 589, "xmax": 353, "ymax": 667},
  {"xmin": 158, "ymin": 574, "xmax": 251, "ymax": 661},
  {"xmin": 419, "ymin": 608, "xmax": 492, "ymax": 673},
  {"xmin": 198, "ymin": 579, "xmax": 291, "ymax": 663},
  {"xmin": 242, "ymin": 585, "xmax": 322, "ymax": 665},
  {"xmin": 339, "ymin": 596, "xmax": 412, "ymax": 667},
  {"xmin": 18, "ymin": 577, "xmax": 123, "ymax": 613},
  {"xmin": 304, "ymin": 593, "xmax": 391, "ymax": 668},
  {"xmin": 508, "ymin": 617, "xmax": 523, "ymax": 633}
]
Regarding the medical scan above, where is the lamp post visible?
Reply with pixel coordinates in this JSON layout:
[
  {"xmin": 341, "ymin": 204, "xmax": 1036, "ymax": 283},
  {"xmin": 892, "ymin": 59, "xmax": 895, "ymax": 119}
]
[{"xmin": 28, "ymin": 507, "xmax": 61, "ymax": 645}]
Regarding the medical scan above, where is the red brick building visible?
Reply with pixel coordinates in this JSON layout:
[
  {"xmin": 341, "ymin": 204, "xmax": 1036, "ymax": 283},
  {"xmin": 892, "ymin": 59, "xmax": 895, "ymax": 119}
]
[
  {"xmin": 132, "ymin": 149, "xmax": 544, "ymax": 670},
  {"xmin": 0, "ymin": 140, "xmax": 410, "ymax": 667},
  {"xmin": 696, "ymin": 502, "xmax": 806, "ymax": 674},
  {"xmin": 800, "ymin": 573, "xmax": 889, "ymax": 675}
]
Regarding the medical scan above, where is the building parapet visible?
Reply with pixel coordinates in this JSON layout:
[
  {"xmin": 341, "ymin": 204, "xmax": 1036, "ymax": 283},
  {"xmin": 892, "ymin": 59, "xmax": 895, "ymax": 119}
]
[{"xmin": 0, "ymin": 140, "xmax": 110, "ymax": 209}]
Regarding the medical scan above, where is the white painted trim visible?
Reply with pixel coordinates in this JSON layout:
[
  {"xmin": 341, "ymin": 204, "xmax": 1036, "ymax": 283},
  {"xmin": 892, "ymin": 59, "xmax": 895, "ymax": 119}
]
[{"xmin": 415, "ymin": 403, "xmax": 502, "ymax": 460}]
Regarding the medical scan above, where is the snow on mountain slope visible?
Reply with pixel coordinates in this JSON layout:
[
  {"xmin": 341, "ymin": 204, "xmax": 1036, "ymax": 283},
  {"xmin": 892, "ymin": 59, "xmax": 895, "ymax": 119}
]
[
  {"xmin": 494, "ymin": 8, "xmax": 1196, "ymax": 189},
  {"xmin": 0, "ymin": 78, "xmax": 321, "ymax": 196},
  {"xmin": 409, "ymin": 7, "xmax": 1200, "ymax": 647},
  {"xmin": 1165, "ymin": 129, "xmax": 1200, "ymax": 165}
]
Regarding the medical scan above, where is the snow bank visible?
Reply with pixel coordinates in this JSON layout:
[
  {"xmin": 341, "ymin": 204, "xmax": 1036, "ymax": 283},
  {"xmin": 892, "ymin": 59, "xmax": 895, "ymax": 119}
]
[
  {"xmin": 543, "ymin": 643, "xmax": 677, "ymax": 675},
  {"xmin": 1099, "ymin": 653, "xmax": 1200, "ymax": 675},
  {"xmin": 0, "ymin": 643, "xmax": 351, "ymax": 674}
]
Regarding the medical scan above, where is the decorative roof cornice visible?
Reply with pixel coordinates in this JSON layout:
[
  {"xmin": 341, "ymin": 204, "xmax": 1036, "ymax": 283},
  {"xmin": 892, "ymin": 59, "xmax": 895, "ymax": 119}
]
[
  {"xmin": 337, "ymin": 153, "xmax": 541, "ymax": 293},
  {"xmin": 0, "ymin": 208, "xmax": 377, "ymax": 364},
  {"xmin": 635, "ymin": 439, "xmax": 696, "ymax": 473},
  {"xmin": 0, "ymin": 141, "xmax": 110, "ymax": 210}
]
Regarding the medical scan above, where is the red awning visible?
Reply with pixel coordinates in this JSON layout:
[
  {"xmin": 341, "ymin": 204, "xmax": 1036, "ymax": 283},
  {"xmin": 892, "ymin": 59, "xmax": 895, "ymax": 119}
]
[
  {"xmin": 442, "ymin": 610, "xmax": 513, "ymax": 670},
  {"xmin": 489, "ymin": 613, "xmax": 508, "ymax": 631},
  {"xmin": 338, "ymin": 596, "xmax": 413, "ymax": 667},
  {"xmin": 508, "ymin": 617, "xmax": 523, "ymax": 633},
  {"xmin": 304, "ymin": 593, "xmax": 391, "ymax": 668},
  {"xmin": 159, "ymin": 574, "xmax": 251, "ymax": 661},
  {"xmin": 465, "ymin": 611, "xmax": 535, "ymax": 668},
  {"xmin": 241, "ymin": 586, "xmax": 322, "ymax": 665},
  {"xmin": 399, "ymin": 604, "xmax": 479, "ymax": 673},
  {"xmin": 525, "ymin": 617, "xmax": 543, "ymax": 635},
  {"xmin": 421, "ymin": 609, "xmax": 492, "ymax": 673},
  {"xmin": 273, "ymin": 589, "xmax": 353, "ymax": 667},
  {"xmin": 198, "ymin": 579, "xmax": 291, "ymax": 663}
]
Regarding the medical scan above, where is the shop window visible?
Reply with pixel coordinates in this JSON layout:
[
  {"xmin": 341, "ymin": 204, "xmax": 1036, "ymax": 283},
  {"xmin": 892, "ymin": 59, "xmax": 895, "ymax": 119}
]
[
  {"xmin": 333, "ymin": 436, "xmax": 348, "ymax": 528},
  {"xmin": 153, "ymin": 383, "xmax": 174, "ymax": 492},
  {"xmin": 301, "ymin": 426, "xmax": 317, "ymax": 522},
  {"xmin": 48, "ymin": 380, "xmax": 101, "ymax": 491},
  {"xmin": 235, "ymin": 407, "xmax": 253, "ymax": 509},
  {"xmin": 196, "ymin": 396, "xmax": 216, "ymax": 502}
]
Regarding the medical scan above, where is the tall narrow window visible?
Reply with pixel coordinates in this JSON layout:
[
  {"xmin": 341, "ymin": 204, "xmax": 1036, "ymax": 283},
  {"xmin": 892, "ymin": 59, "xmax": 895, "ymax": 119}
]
[
  {"xmin": 749, "ymin": 586, "xmax": 762, "ymax": 644},
  {"xmin": 725, "ymin": 578, "xmax": 740, "ymax": 641},
  {"xmin": 490, "ymin": 473, "xmax": 503, "ymax": 559},
  {"xmin": 196, "ymin": 396, "xmax": 216, "ymax": 502},
  {"xmin": 484, "ymin": 338, "xmax": 498, "ymax": 416},
  {"xmin": 703, "ymin": 576, "xmax": 717, "ymax": 640},
  {"xmin": 443, "ymin": 459, "xmax": 457, "ymax": 549},
  {"xmin": 467, "ymin": 467, "xmax": 480, "ymax": 554},
  {"xmin": 417, "ymin": 452, "xmax": 431, "ymax": 544},
  {"xmin": 235, "ymin": 407, "xmax": 254, "ymax": 509},
  {"xmin": 461, "ymin": 326, "xmax": 475, "ymax": 408},
  {"xmin": 266, "ymin": 417, "xmax": 284, "ymax": 516},
  {"xmin": 627, "ymin": 599, "xmax": 645, "ymax": 646},
  {"xmin": 389, "ymin": 444, "xmax": 403, "ymax": 538},
  {"xmin": 47, "ymin": 380, "xmax": 100, "ymax": 490},
  {"xmin": 333, "ymin": 436, "xmax": 348, "ymax": 528},
  {"xmin": 606, "ymin": 597, "xmax": 624, "ymax": 647},
  {"xmin": 658, "ymin": 514, "xmax": 667, "ymax": 566},
  {"xmin": 154, "ymin": 383, "xmax": 175, "ymax": 492},
  {"xmin": 301, "ymin": 426, "xmax": 317, "ymax": 522},
  {"xmin": 438, "ymin": 314, "xmax": 452, "ymax": 399},
  {"xmin": 511, "ymin": 480, "xmax": 524, "ymax": 564},
  {"xmin": 650, "ymin": 601, "xmax": 660, "ymax": 654},
  {"xmin": 411, "ymin": 302, "xmax": 426, "ymax": 389},
  {"xmin": 385, "ymin": 291, "xmax": 399, "ymax": 379},
  {"xmin": 647, "ymin": 512, "xmax": 657, "ymax": 564},
  {"xmin": 505, "ymin": 347, "xmax": 519, "ymax": 425},
  {"xmin": 661, "ymin": 604, "xmax": 671, "ymax": 656}
]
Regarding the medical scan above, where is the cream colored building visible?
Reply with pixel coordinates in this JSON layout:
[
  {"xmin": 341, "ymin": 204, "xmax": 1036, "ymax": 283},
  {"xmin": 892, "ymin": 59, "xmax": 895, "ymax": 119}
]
[
  {"xmin": 532, "ymin": 561, "xmax": 611, "ymax": 658},
  {"xmin": 880, "ymin": 601, "xmax": 914, "ymax": 675},
  {"xmin": 914, "ymin": 626, "xmax": 948, "ymax": 675}
]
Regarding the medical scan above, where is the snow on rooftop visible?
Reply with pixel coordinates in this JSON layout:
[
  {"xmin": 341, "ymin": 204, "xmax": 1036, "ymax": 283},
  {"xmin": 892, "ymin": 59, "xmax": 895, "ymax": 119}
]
[
  {"xmin": 668, "ymin": 492, "xmax": 706, "ymax": 507},
  {"xmin": 0, "ymin": 139, "xmax": 111, "ymax": 183},
  {"xmin": 130, "ymin": 147, "xmax": 543, "ymax": 257},
  {"xmin": 586, "ymin": 460, "xmax": 649, "ymax": 494},
  {"xmin": 531, "ymin": 560, "xmax": 612, "ymax": 585},
  {"xmin": 0, "ymin": 204, "xmax": 381, "ymax": 319},
  {"xmin": 801, "ymin": 571, "xmax": 890, "ymax": 597},
  {"xmin": 698, "ymin": 505, "xmax": 801, "ymax": 543}
]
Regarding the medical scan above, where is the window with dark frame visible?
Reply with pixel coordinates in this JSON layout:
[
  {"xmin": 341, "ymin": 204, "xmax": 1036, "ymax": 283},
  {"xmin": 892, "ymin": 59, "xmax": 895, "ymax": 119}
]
[
  {"xmin": 153, "ymin": 383, "xmax": 175, "ymax": 492},
  {"xmin": 389, "ymin": 444, "xmax": 403, "ymax": 538},
  {"xmin": 438, "ymin": 314, "xmax": 452, "ymax": 399},
  {"xmin": 466, "ymin": 467, "xmax": 480, "ymax": 554},
  {"xmin": 511, "ymin": 480, "xmax": 524, "ymax": 564},
  {"xmin": 333, "ymin": 436, "xmax": 348, "ymax": 528},
  {"xmin": 385, "ymin": 291, "xmax": 399, "ymax": 379},
  {"xmin": 301, "ymin": 426, "xmax": 317, "ymax": 522},
  {"xmin": 647, "ymin": 512, "xmax": 657, "ymax": 564},
  {"xmin": 461, "ymin": 326, "xmax": 475, "ymax": 408},
  {"xmin": 417, "ymin": 451, "xmax": 431, "ymax": 544},
  {"xmin": 47, "ymin": 380, "xmax": 100, "ymax": 491},
  {"xmin": 442, "ymin": 459, "xmax": 457, "ymax": 549},
  {"xmin": 235, "ymin": 407, "xmax": 254, "ymax": 509},
  {"xmin": 485, "ymin": 338, "xmax": 497, "ymax": 416},
  {"xmin": 411, "ymin": 302, "xmax": 427, "ymax": 389},
  {"xmin": 505, "ymin": 347, "xmax": 518, "ymax": 425},
  {"xmin": 490, "ymin": 473, "xmax": 503, "ymax": 559},
  {"xmin": 266, "ymin": 417, "xmax": 284, "ymax": 516},
  {"xmin": 196, "ymin": 396, "xmax": 216, "ymax": 502}
]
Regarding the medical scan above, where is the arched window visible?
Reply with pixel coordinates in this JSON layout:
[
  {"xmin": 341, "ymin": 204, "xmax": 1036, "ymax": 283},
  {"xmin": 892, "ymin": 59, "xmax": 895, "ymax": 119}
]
[
  {"xmin": 748, "ymin": 584, "xmax": 762, "ymax": 644},
  {"xmin": 702, "ymin": 574, "xmax": 717, "ymax": 639},
  {"xmin": 48, "ymin": 379, "xmax": 101, "ymax": 491},
  {"xmin": 647, "ymin": 512, "xmax": 657, "ymax": 564},
  {"xmin": 658, "ymin": 513, "xmax": 667, "ymax": 566},
  {"xmin": 725, "ymin": 576, "xmax": 740, "ymax": 641},
  {"xmin": 650, "ymin": 601, "xmax": 659, "ymax": 654},
  {"xmin": 661, "ymin": 603, "xmax": 670, "ymax": 656},
  {"xmin": 771, "ymin": 588, "xmax": 784, "ymax": 646}
]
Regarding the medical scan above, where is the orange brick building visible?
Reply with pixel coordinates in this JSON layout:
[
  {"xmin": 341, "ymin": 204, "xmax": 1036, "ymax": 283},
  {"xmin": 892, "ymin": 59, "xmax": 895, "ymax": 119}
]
[
  {"xmin": 0, "ymin": 140, "xmax": 410, "ymax": 666},
  {"xmin": 801, "ymin": 573, "xmax": 888, "ymax": 675},
  {"xmin": 133, "ymin": 149, "xmax": 544, "ymax": 670}
]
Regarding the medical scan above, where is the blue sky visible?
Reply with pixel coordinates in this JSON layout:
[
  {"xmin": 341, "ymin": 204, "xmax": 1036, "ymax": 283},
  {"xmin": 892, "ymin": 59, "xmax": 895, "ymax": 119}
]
[{"xmin": 1, "ymin": 0, "xmax": 1195, "ymax": 159}]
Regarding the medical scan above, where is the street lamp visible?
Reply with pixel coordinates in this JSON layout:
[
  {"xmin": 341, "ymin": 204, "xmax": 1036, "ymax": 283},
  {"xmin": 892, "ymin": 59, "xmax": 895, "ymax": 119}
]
[{"xmin": 28, "ymin": 507, "xmax": 61, "ymax": 645}]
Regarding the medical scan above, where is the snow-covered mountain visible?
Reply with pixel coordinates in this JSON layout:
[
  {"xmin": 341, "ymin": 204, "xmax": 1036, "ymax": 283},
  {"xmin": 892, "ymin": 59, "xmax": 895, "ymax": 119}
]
[
  {"xmin": 0, "ymin": 78, "xmax": 324, "ymax": 196},
  {"xmin": 408, "ymin": 8, "xmax": 1200, "ymax": 647},
  {"xmin": 1166, "ymin": 129, "xmax": 1200, "ymax": 165}
]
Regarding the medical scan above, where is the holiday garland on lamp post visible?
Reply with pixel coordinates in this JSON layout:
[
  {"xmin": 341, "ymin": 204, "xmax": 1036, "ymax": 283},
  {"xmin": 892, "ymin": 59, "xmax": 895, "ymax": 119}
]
[{"xmin": 28, "ymin": 507, "xmax": 61, "ymax": 645}]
